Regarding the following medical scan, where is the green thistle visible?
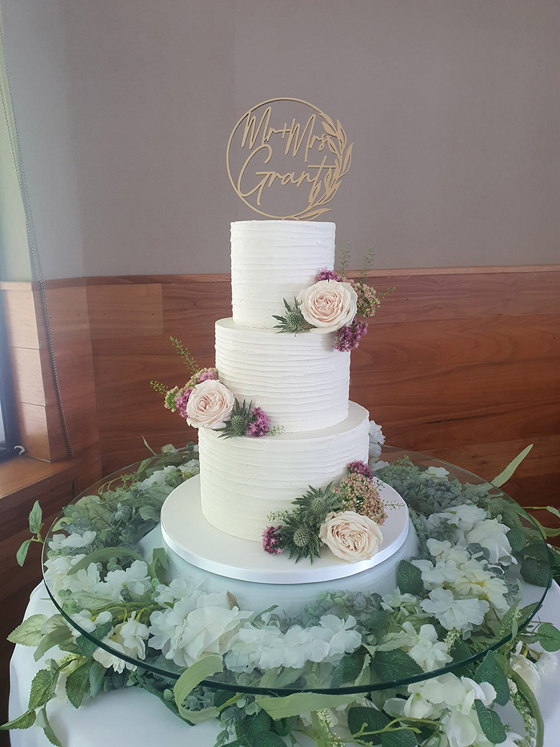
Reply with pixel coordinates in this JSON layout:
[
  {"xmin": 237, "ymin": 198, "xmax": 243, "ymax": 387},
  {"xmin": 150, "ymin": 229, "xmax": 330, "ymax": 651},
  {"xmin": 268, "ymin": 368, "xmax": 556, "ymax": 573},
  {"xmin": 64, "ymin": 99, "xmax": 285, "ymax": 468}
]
[
  {"xmin": 273, "ymin": 484, "xmax": 342, "ymax": 562},
  {"xmin": 273, "ymin": 298, "xmax": 307, "ymax": 334},
  {"xmin": 216, "ymin": 399, "xmax": 253, "ymax": 439}
]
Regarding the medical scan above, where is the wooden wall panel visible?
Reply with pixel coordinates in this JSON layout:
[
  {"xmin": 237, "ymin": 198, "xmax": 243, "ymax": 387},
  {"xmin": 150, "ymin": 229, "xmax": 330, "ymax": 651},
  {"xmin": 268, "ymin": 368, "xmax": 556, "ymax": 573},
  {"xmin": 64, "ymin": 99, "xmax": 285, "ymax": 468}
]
[{"xmin": 77, "ymin": 268, "xmax": 560, "ymax": 513}]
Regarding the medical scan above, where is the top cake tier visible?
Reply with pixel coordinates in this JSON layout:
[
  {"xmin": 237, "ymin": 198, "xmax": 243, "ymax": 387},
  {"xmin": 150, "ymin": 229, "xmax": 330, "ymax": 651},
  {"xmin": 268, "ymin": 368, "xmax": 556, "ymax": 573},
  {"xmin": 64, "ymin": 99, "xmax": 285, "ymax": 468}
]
[{"xmin": 231, "ymin": 220, "xmax": 335, "ymax": 329}]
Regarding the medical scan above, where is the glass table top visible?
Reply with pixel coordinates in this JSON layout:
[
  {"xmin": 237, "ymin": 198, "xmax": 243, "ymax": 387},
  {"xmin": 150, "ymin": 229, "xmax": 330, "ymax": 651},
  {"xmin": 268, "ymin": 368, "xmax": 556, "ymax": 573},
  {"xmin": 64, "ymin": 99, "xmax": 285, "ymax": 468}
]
[{"xmin": 41, "ymin": 443, "xmax": 552, "ymax": 695}]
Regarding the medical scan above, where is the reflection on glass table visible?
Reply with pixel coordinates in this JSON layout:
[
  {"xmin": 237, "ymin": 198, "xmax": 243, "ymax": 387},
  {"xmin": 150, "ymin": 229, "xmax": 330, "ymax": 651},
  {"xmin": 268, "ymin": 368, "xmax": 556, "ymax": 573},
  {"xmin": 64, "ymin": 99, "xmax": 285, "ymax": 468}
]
[{"xmin": 42, "ymin": 444, "xmax": 552, "ymax": 696}]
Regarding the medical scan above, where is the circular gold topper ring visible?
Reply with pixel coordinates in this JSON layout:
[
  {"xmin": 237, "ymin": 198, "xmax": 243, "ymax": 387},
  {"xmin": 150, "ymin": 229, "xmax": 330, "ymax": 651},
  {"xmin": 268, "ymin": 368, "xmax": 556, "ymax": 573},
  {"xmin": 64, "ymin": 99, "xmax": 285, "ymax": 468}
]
[{"xmin": 226, "ymin": 97, "xmax": 353, "ymax": 221}]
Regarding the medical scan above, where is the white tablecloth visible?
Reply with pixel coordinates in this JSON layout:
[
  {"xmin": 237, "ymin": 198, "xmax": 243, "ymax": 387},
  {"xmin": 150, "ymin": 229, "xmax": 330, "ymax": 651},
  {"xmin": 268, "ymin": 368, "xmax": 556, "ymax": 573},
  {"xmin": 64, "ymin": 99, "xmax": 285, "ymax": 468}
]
[{"xmin": 9, "ymin": 582, "xmax": 560, "ymax": 747}]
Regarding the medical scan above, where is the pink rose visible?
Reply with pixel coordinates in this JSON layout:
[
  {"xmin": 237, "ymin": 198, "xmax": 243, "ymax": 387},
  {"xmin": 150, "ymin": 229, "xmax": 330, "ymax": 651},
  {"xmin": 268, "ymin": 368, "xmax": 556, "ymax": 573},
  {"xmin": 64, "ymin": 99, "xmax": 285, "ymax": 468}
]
[
  {"xmin": 319, "ymin": 511, "xmax": 383, "ymax": 563},
  {"xmin": 297, "ymin": 280, "xmax": 357, "ymax": 333},
  {"xmin": 186, "ymin": 379, "xmax": 234, "ymax": 429}
]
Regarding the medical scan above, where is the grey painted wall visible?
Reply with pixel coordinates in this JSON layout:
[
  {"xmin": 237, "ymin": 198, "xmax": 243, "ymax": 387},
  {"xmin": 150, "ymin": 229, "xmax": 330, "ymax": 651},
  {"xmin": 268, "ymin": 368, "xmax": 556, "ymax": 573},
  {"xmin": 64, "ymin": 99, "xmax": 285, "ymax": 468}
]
[{"xmin": 2, "ymin": 0, "xmax": 560, "ymax": 279}]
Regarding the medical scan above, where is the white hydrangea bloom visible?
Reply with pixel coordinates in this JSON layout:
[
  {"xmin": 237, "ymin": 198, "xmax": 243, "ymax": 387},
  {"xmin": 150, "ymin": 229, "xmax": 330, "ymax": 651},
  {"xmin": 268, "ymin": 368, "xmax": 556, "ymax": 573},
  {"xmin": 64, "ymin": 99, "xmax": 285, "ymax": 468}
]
[
  {"xmin": 49, "ymin": 530, "xmax": 97, "ymax": 552},
  {"xmin": 421, "ymin": 588, "xmax": 489, "ymax": 633},
  {"xmin": 370, "ymin": 459, "xmax": 390, "ymax": 472},
  {"xmin": 464, "ymin": 519, "xmax": 515, "ymax": 565},
  {"xmin": 62, "ymin": 562, "xmax": 101, "ymax": 595},
  {"xmin": 136, "ymin": 465, "xmax": 178, "ymax": 490},
  {"xmin": 149, "ymin": 591, "xmax": 253, "ymax": 668},
  {"xmin": 70, "ymin": 609, "xmax": 112, "ymax": 635},
  {"xmin": 178, "ymin": 459, "xmax": 200, "ymax": 477},
  {"xmin": 225, "ymin": 615, "xmax": 361, "ymax": 673},
  {"xmin": 436, "ymin": 504, "xmax": 487, "ymax": 532},
  {"xmin": 93, "ymin": 613, "xmax": 149, "ymax": 673},
  {"xmin": 405, "ymin": 623, "xmax": 453, "ymax": 671},
  {"xmin": 98, "ymin": 560, "xmax": 151, "ymax": 601},
  {"xmin": 423, "ymin": 466, "xmax": 449, "ymax": 479},
  {"xmin": 536, "ymin": 651, "xmax": 558, "ymax": 677},
  {"xmin": 154, "ymin": 576, "xmax": 200, "ymax": 606},
  {"xmin": 381, "ymin": 591, "xmax": 419, "ymax": 612},
  {"xmin": 451, "ymin": 560, "xmax": 509, "ymax": 613},
  {"xmin": 44, "ymin": 554, "xmax": 86, "ymax": 595},
  {"xmin": 368, "ymin": 421, "xmax": 385, "ymax": 445}
]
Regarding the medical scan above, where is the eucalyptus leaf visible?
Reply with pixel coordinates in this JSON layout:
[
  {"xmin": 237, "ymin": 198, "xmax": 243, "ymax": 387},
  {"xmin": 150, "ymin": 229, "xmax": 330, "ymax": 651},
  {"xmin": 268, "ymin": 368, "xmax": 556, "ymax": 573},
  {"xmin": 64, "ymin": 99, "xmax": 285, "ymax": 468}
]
[
  {"xmin": 76, "ymin": 634, "xmax": 101, "ymax": 658},
  {"xmin": 16, "ymin": 539, "xmax": 32, "ymax": 567},
  {"xmin": 474, "ymin": 700, "xmax": 506, "ymax": 744},
  {"xmin": 8, "ymin": 614, "xmax": 48, "ymax": 646},
  {"xmin": 396, "ymin": 560, "xmax": 423, "ymax": 596},
  {"xmin": 537, "ymin": 622, "xmax": 560, "ymax": 652},
  {"xmin": 474, "ymin": 651, "xmax": 509, "ymax": 706},
  {"xmin": 0, "ymin": 708, "xmax": 36, "ymax": 730}
]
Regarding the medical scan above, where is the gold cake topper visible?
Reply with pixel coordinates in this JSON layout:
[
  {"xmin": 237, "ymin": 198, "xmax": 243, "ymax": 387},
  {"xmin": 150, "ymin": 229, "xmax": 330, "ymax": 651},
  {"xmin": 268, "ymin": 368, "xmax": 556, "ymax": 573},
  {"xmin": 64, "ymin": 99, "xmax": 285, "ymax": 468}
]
[{"xmin": 226, "ymin": 98, "xmax": 353, "ymax": 220}]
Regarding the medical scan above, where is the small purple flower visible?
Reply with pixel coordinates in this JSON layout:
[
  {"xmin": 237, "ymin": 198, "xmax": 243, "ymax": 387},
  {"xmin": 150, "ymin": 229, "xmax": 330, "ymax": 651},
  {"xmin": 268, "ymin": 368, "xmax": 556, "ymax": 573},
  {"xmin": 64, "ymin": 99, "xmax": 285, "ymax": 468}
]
[
  {"xmin": 315, "ymin": 268, "xmax": 343, "ymax": 283},
  {"xmin": 347, "ymin": 460, "xmax": 373, "ymax": 480},
  {"xmin": 197, "ymin": 369, "xmax": 218, "ymax": 383},
  {"xmin": 333, "ymin": 320, "xmax": 368, "ymax": 352},
  {"xmin": 175, "ymin": 388, "xmax": 192, "ymax": 419},
  {"xmin": 263, "ymin": 525, "xmax": 283, "ymax": 555},
  {"xmin": 247, "ymin": 407, "xmax": 270, "ymax": 437}
]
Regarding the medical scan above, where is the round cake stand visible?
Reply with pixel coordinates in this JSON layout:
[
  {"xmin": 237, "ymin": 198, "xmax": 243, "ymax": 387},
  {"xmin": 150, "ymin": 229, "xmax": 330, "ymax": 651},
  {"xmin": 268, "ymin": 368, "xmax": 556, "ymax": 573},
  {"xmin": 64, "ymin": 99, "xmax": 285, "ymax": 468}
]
[{"xmin": 160, "ymin": 474, "xmax": 410, "ymax": 584}]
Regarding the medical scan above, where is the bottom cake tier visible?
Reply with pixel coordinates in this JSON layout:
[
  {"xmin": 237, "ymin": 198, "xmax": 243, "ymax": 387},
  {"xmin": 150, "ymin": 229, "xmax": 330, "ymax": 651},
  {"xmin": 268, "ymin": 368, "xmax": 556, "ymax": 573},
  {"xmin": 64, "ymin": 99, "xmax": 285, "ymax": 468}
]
[{"xmin": 198, "ymin": 401, "xmax": 370, "ymax": 541}]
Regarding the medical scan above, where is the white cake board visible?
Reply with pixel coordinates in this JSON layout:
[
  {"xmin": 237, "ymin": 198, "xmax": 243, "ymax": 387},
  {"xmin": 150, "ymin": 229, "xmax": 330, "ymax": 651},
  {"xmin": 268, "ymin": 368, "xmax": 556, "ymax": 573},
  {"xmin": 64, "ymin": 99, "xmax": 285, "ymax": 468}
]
[{"xmin": 160, "ymin": 475, "xmax": 409, "ymax": 585}]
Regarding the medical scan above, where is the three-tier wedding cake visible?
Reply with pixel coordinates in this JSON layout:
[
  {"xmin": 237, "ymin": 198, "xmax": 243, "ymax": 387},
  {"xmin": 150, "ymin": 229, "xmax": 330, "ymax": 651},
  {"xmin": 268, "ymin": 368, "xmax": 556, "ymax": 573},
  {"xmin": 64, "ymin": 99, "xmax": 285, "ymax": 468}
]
[
  {"xmin": 158, "ymin": 218, "xmax": 413, "ymax": 592},
  {"xmin": 199, "ymin": 220, "xmax": 370, "ymax": 542}
]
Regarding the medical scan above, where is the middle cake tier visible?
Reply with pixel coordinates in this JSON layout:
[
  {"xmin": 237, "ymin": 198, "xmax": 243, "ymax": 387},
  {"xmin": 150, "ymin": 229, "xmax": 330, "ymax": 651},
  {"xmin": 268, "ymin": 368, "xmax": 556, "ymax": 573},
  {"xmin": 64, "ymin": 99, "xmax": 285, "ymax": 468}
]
[
  {"xmin": 199, "ymin": 401, "xmax": 370, "ymax": 542},
  {"xmin": 215, "ymin": 318, "xmax": 350, "ymax": 432}
]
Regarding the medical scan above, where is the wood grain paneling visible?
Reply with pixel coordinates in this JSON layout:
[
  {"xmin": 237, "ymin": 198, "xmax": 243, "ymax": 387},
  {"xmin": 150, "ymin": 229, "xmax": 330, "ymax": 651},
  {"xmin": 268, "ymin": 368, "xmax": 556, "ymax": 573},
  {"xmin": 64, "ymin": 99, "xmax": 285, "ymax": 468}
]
[{"xmin": 87, "ymin": 284, "xmax": 164, "ymax": 339}]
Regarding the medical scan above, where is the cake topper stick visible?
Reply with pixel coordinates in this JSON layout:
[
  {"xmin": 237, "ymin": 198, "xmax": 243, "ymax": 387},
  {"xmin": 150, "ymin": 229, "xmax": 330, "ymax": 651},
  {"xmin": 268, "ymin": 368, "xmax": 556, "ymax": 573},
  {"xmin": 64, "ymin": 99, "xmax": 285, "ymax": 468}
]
[{"xmin": 226, "ymin": 97, "xmax": 353, "ymax": 220}]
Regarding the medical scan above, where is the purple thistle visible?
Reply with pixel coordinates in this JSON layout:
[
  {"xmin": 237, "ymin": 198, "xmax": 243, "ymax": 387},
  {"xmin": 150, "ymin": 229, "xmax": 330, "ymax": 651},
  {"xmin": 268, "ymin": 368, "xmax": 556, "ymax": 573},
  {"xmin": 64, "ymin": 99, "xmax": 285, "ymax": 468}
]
[
  {"xmin": 333, "ymin": 320, "xmax": 368, "ymax": 352},
  {"xmin": 347, "ymin": 460, "xmax": 373, "ymax": 479},
  {"xmin": 263, "ymin": 525, "xmax": 283, "ymax": 555},
  {"xmin": 247, "ymin": 406, "xmax": 270, "ymax": 437},
  {"xmin": 175, "ymin": 388, "xmax": 192, "ymax": 419},
  {"xmin": 315, "ymin": 268, "xmax": 343, "ymax": 283}
]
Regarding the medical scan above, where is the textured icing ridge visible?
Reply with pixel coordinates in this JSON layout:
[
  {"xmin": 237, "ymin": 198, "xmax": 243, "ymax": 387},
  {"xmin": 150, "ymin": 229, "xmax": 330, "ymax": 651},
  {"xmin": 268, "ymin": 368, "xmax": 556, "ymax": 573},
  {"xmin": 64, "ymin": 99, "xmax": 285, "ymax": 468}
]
[
  {"xmin": 215, "ymin": 318, "xmax": 350, "ymax": 432},
  {"xmin": 199, "ymin": 402, "xmax": 370, "ymax": 542},
  {"xmin": 231, "ymin": 220, "xmax": 335, "ymax": 329}
]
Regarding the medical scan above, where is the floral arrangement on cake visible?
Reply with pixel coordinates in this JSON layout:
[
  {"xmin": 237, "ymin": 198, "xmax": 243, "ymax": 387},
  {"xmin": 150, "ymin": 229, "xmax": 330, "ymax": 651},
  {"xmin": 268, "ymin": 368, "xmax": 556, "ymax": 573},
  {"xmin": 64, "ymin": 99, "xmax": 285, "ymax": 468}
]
[
  {"xmin": 4, "ymin": 436, "xmax": 560, "ymax": 747},
  {"xmin": 151, "ymin": 337, "xmax": 281, "ymax": 438},
  {"xmin": 273, "ymin": 248, "xmax": 394, "ymax": 351},
  {"xmin": 263, "ymin": 453, "xmax": 387, "ymax": 563}
]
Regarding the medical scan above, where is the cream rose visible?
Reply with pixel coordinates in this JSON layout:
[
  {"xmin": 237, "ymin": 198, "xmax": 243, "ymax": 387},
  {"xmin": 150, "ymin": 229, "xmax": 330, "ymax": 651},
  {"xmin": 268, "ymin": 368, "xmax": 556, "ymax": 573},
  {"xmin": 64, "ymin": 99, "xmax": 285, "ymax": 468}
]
[
  {"xmin": 319, "ymin": 511, "xmax": 383, "ymax": 563},
  {"xmin": 297, "ymin": 280, "xmax": 357, "ymax": 333},
  {"xmin": 186, "ymin": 379, "xmax": 234, "ymax": 429}
]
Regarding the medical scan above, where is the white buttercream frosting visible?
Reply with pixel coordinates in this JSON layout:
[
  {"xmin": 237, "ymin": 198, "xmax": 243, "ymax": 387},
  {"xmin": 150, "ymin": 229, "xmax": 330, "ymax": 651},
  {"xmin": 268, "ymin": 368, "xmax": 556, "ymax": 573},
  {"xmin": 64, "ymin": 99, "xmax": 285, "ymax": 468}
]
[
  {"xmin": 231, "ymin": 220, "xmax": 335, "ymax": 328},
  {"xmin": 199, "ymin": 402, "xmax": 370, "ymax": 542},
  {"xmin": 215, "ymin": 318, "xmax": 349, "ymax": 432}
]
